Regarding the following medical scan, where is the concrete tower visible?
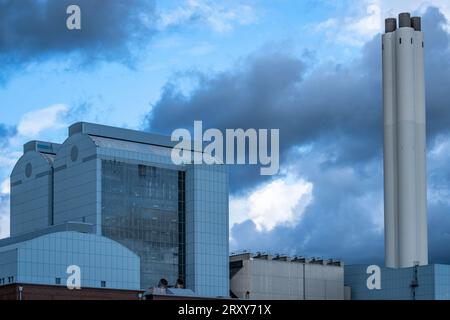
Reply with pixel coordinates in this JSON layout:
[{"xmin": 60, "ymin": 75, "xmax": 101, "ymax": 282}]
[{"xmin": 383, "ymin": 13, "xmax": 428, "ymax": 268}]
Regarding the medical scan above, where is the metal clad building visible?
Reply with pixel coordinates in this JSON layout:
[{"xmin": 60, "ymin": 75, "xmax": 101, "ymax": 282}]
[
  {"xmin": 230, "ymin": 253, "xmax": 344, "ymax": 300},
  {"xmin": 10, "ymin": 141, "xmax": 60, "ymax": 236},
  {"xmin": 0, "ymin": 223, "xmax": 140, "ymax": 290},
  {"xmin": 345, "ymin": 264, "xmax": 450, "ymax": 300}
]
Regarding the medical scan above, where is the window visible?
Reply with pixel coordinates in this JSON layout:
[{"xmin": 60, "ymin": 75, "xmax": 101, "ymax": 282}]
[
  {"xmin": 101, "ymin": 161, "xmax": 185, "ymax": 289},
  {"xmin": 138, "ymin": 164, "xmax": 147, "ymax": 177},
  {"xmin": 101, "ymin": 281, "xmax": 106, "ymax": 288},
  {"xmin": 55, "ymin": 278, "xmax": 61, "ymax": 285},
  {"xmin": 71, "ymin": 146, "xmax": 79, "ymax": 162},
  {"xmin": 25, "ymin": 163, "xmax": 32, "ymax": 178}
]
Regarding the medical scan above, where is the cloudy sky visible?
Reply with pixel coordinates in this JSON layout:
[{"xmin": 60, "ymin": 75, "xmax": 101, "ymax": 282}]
[{"xmin": 1, "ymin": 0, "xmax": 450, "ymax": 265}]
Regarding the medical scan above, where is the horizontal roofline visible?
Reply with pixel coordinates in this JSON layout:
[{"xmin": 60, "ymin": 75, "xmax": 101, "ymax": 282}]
[
  {"xmin": 0, "ymin": 222, "xmax": 94, "ymax": 249},
  {"xmin": 69, "ymin": 122, "xmax": 177, "ymax": 149},
  {"xmin": 230, "ymin": 251, "xmax": 344, "ymax": 266}
]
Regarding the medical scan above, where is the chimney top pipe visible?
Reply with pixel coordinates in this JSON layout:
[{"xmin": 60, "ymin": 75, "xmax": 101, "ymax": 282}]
[
  {"xmin": 411, "ymin": 17, "xmax": 421, "ymax": 31},
  {"xmin": 385, "ymin": 18, "xmax": 397, "ymax": 33},
  {"xmin": 399, "ymin": 12, "xmax": 411, "ymax": 28}
]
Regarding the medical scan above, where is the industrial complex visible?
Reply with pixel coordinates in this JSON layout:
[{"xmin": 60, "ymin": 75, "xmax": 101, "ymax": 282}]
[{"xmin": 1, "ymin": 12, "xmax": 450, "ymax": 300}]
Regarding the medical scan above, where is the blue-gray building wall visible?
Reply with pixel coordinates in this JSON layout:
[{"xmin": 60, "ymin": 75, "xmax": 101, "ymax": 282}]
[
  {"xmin": 0, "ymin": 231, "xmax": 140, "ymax": 290},
  {"xmin": 433, "ymin": 265, "xmax": 450, "ymax": 300},
  {"xmin": 10, "ymin": 151, "xmax": 55, "ymax": 236},
  {"xmin": 0, "ymin": 249, "xmax": 18, "ymax": 285},
  {"xmin": 53, "ymin": 133, "xmax": 99, "ymax": 231},
  {"xmin": 345, "ymin": 264, "xmax": 450, "ymax": 300},
  {"xmin": 185, "ymin": 164, "xmax": 229, "ymax": 297}
]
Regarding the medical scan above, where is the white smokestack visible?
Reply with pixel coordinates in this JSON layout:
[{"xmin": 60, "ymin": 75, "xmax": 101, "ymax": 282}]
[{"xmin": 382, "ymin": 13, "xmax": 428, "ymax": 268}]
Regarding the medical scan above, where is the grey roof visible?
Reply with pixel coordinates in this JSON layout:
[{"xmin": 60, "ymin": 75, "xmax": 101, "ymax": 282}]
[
  {"xmin": 69, "ymin": 122, "xmax": 177, "ymax": 149},
  {"xmin": 0, "ymin": 222, "xmax": 94, "ymax": 250},
  {"xmin": 229, "ymin": 251, "xmax": 344, "ymax": 266},
  {"xmin": 90, "ymin": 136, "xmax": 173, "ymax": 158}
]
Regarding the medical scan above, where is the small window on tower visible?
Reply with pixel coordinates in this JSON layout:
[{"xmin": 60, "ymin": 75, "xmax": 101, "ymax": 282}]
[{"xmin": 138, "ymin": 164, "xmax": 146, "ymax": 177}]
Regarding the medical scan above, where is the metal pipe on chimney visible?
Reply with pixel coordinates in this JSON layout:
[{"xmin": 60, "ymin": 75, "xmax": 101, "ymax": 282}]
[{"xmin": 398, "ymin": 12, "xmax": 411, "ymax": 28}]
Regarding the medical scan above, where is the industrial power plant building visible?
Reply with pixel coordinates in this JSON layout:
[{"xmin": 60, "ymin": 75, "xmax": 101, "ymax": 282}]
[
  {"xmin": 0, "ymin": 122, "xmax": 229, "ymax": 298},
  {"xmin": 230, "ymin": 253, "xmax": 346, "ymax": 300},
  {"xmin": 344, "ymin": 13, "xmax": 450, "ymax": 300},
  {"xmin": 3, "ymin": 12, "xmax": 450, "ymax": 301},
  {"xmin": 0, "ymin": 122, "xmax": 347, "ymax": 300}
]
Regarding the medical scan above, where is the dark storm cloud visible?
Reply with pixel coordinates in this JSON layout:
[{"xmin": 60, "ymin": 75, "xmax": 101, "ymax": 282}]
[
  {"xmin": 0, "ymin": 0, "xmax": 156, "ymax": 82},
  {"xmin": 232, "ymin": 7, "xmax": 450, "ymax": 264},
  {"xmin": 230, "ymin": 152, "xmax": 385, "ymax": 264},
  {"xmin": 146, "ymin": 7, "xmax": 450, "ymax": 264},
  {"xmin": 147, "ymin": 7, "xmax": 450, "ymax": 182},
  {"xmin": 146, "ymin": 30, "xmax": 382, "ymax": 190},
  {"xmin": 422, "ymin": 8, "xmax": 450, "ymax": 141}
]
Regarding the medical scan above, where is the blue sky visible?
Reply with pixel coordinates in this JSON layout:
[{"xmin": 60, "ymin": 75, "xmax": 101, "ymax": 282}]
[{"xmin": 1, "ymin": 0, "xmax": 450, "ymax": 265}]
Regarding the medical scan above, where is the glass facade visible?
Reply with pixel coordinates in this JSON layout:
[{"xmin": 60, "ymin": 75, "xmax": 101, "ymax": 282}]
[{"xmin": 101, "ymin": 160, "xmax": 185, "ymax": 290}]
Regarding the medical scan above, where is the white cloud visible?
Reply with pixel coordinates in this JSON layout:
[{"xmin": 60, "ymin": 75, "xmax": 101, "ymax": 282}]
[
  {"xmin": 230, "ymin": 174, "xmax": 313, "ymax": 232},
  {"xmin": 429, "ymin": 136, "xmax": 450, "ymax": 158},
  {"xmin": 314, "ymin": 0, "xmax": 450, "ymax": 47},
  {"xmin": 1, "ymin": 103, "xmax": 71, "ymax": 177},
  {"xmin": 0, "ymin": 103, "xmax": 72, "ymax": 241},
  {"xmin": 16, "ymin": 104, "xmax": 69, "ymax": 138},
  {"xmin": 1, "ymin": 178, "xmax": 10, "ymax": 195},
  {"xmin": 0, "ymin": 152, "xmax": 20, "ymax": 169},
  {"xmin": 379, "ymin": 0, "xmax": 450, "ymax": 31},
  {"xmin": 314, "ymin": 1, "xmax": 382, "ymax": 47},
  {"xmin": 349, "ymin": 4, "xmax": 382, "ymax": 37},
  {"xmin": 158, "ymin": 0, "xmax": 258, "ymax": 33}
]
